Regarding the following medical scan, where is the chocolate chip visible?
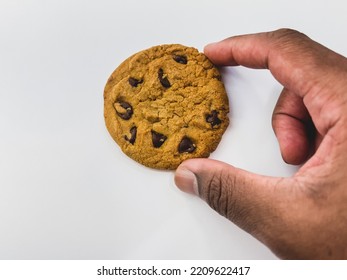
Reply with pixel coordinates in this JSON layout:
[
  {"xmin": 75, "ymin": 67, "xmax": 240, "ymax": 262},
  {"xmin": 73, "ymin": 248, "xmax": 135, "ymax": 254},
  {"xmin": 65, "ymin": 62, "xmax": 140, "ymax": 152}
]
[
  {"xmin": 206, "ymin": 110, "xmax": 221, "ymax": 128},
  {"xmin": 114, "ymin": 101, "xmax": 133, "ymax": 120},
  {"xmin": 173, "ymin": 54, "xmax": 187, "ymax": 64},
  {"xmin": 151, "ymin": 130, "xmax": 167, "ymax": 148},
  {"xmin": 178, "ymin": 136, "xmax": 196, "ymax": 153},
  {"xmin": 213, "ymin": 74, "xmax": 222, "ymax": 81},
  {"xmin": 158, "ymin": 68, "xmax": 171, "ymax": 88},
  {"xmin": 124, "ymin": 126, "xmax": 137, "ymax": 144},
  {"xmin": 128, "ymin": 77, "xmax": 143, "ymax": 87}
]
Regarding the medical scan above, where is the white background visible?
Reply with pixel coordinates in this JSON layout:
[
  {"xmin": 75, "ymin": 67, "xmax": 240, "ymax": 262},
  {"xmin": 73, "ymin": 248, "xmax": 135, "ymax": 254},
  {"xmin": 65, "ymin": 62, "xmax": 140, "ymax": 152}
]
[{"xmin": 0, "ymin": 0, "xmax": 346, "ymax": 259}]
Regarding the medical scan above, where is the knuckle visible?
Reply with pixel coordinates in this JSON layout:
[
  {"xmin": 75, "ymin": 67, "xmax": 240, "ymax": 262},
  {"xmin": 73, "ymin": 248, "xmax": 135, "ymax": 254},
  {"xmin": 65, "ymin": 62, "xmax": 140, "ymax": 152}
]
[
  {"xmin": 202, "ymin": 169, "xmax": 261, "ymax": 233},
  {"xmin": 203, "ymin": 169, "xmax": 237, "ymax": 220},
  {"xmin": 273, "ymin": 28, "xmax": 305, "ymax": 40},
  {"xmin": 269, "ymin": 28, "xmax": 309, "ymax": 53}
]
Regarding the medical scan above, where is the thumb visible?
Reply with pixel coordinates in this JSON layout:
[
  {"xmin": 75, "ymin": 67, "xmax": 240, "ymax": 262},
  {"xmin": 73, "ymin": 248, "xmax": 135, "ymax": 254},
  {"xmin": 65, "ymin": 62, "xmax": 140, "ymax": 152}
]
[{"xmin": 175, "ymin": 158, "xmax": 294, "ymax": 239}]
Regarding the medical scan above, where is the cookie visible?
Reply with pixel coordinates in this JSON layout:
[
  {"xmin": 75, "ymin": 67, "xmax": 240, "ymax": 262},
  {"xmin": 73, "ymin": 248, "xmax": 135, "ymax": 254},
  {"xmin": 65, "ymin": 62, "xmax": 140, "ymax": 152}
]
[{"xmin": 104, "ymin": 44, "xmax": 229, "ymax": 169}]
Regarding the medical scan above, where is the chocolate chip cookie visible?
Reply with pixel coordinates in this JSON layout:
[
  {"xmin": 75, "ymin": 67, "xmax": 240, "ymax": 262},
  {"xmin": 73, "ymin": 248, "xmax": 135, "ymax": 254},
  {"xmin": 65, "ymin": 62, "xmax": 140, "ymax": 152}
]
[{"xmin": 104, "ymin": 44, "xmax": 229, "ymax": 169}]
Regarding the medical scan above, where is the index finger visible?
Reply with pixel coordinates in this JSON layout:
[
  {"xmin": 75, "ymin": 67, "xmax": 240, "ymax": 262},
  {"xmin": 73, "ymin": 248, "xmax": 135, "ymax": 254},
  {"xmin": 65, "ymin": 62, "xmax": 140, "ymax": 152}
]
[
  {"xmin": 204, "ymin": 28, "xmax": 344, "ymax": 97},
  {"xmin": 204, "ymin": 31, "xmax": 273, "ymax": 68}
]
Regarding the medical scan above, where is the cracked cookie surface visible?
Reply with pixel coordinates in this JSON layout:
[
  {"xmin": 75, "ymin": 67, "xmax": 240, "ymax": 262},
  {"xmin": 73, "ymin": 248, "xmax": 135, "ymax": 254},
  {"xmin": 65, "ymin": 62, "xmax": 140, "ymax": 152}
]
[{"xmin": 104, "ymin": 44, "xmax": 229, "ymax": 169}]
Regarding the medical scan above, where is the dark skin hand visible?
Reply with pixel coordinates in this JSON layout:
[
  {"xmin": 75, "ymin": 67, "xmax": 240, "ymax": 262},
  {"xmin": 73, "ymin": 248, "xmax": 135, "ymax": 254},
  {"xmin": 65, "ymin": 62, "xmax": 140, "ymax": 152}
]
[{"xmin": 174, "ymin": 29, "xmax": 347, "ymax": 259}]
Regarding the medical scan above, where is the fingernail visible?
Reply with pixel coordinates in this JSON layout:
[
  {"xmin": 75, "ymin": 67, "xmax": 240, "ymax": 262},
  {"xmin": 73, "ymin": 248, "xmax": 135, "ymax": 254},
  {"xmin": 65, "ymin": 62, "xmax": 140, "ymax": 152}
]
[
  {"xmin": 204, "ymin": 42, "xmax": 218, "ymax": 52},
  {"xmin": 174, "ymin": 168, "xmax": 199, "ymax": 196}
]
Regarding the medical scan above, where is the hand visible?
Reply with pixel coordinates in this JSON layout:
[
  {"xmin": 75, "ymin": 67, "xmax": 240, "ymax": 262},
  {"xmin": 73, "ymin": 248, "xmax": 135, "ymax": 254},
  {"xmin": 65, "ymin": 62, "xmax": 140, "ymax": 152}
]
[{"xmin": 174, "ymin": 29, "xmax": 347, "ymax": 259}]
